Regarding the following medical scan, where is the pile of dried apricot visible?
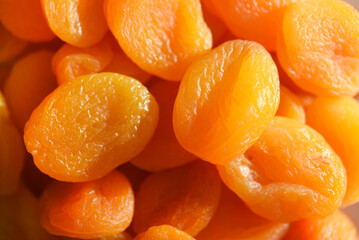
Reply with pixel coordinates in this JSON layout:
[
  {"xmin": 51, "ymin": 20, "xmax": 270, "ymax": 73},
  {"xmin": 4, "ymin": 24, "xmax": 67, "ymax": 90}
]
[{"xmin": 1, "ymin": 0, "xmax": 359, "ymax": 239}]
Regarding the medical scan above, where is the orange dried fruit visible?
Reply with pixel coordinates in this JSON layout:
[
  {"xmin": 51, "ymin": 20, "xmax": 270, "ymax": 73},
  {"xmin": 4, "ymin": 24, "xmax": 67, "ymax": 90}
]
[
  {"xmin": 0, "ymin": 92, "xmax": 25, "ymax": 195},
  {"xmin": 41, "ymin": 0, "xmax": 108, "ymax": 48},
  {"xmin": 277, "ymin": 0, "xmax": 359, "ymax": 96},
  {"xmin": 24, "ymin": 73, "xmax": 159, "ymax": 182},
  {"xmin": 117, "ymin": 163, "xmax": 149, "ymax": 194},
  {"xmin": 4, "ymin": 50, "xmax": 57, "ymax": 129},
  {"xmin": 306, "ymin": 97, "xmax": 359, "ymax": 206},
  {"xmin": 104, "ymin": 0, "xmax": 212, "ymax": 81},
  {"xmin": 276, "ymin": 85, "xmax": 306, "ymax": 123},
  {"xmin": 173, "ymin": 40, "xmax": 279, "ymax": 165},
  {"xmin": 282, "ymin": 211, "xmax": 359, "ymax": 240},
  {"xmin": 52, "ymin": 36, "xmax": 114, "ymax": 85},
  {"xmin": 132, "ymin": 161, "xmax": 221, "ymax": 236},
  {"xmin": 0, "ymin": 23, "xmax": 28, "ymax": 63},
  {"xmin": 134, "ymin": 225, "xmax": 195, "ymax": 240},
  {"xmin": 204, "ymin": 0, "xmax": 298, "ymax": 51},
  {"xmin": 131, "ymin": 79, "xmax": 195, "ymax": 172},
  {"xmin": 0, "ymin": 0, "xmax": 55, "ymax": 42},
  {"xmin": 40, "ymin": 171, "xmax": 134, "ymax": 239},
  {"xmin": 217, "ymin": 116, "xmax": 347, "ymax": 222},
  {"xmin": 196, "ymin": 186, "xmax": 290, "ymax": 240}
]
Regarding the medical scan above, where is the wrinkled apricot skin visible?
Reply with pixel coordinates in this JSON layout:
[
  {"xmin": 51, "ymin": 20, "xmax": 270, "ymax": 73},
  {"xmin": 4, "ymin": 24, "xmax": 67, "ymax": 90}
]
[
  {"xmin": 217, "ymin": 117, "xmax": 347, "ymax": 222},
  {"xmin": 0, "ymin": 93, "xmax": 25, "ymax": 195},
  {"xmin": 0, "ymin": 185, "xmax": 55, "ymax": 240},
  {"xmin": 0, "ymin": 23, "xmax": 28, "ymax": 63},
  {"xmin": 4, "ymin": 50, "xmax": 57, "ymax": 129},
  {"xmin": 41, "ymin": 0, "xmax": 108, "ymax": 48},
  {"xmin": 24, "ymin": 73, "xmax": 159, "ymax": 182},
  {"xmin": 205, "ymin": 0, "xmax": 298, "ymax": 51},
  {"xmin": 173, "ymin": 40, "xmax": 279, "ymax": 165},
  {"xmin": 276, "ymin": 85, "xmax": 306, "ymax": 123},
  {"xmin": 133, "ymin": 161, "xmax": 221, "ymax": 236},
  {"xmin": 196, "ymin": 186, "xmax": 289, "ymax": 240},
  {"xmin": 0, "ymin": 0, "xmax": 55, "ymax": 42},
  {"xmin": 283, "ymin": 211, "xmax": 359, "ymax": 240},
  {"xmin": 40, "ymin": 171, "xmax": 134, "ymax": 239},
  {"xmin": 134, "ymin": 225, "xmax": 195, "ymax": 240},
  {"xmin": 52, "ymin": 36, "xmax": 114, "ymax": 85},
  {"xmin": 277, "ymin": 0, "xmax": 359, "ymax": 97},
  {"xmin": 306, "ymin": 97, "xmax": 359, "ymax": 206},
  {"xmin": 131, "ymin": 79, "xmax": 195, "ymax": 172},
  {"xmin": 104, "ymin": 0, "xmax": 212, "ymax": 81}
]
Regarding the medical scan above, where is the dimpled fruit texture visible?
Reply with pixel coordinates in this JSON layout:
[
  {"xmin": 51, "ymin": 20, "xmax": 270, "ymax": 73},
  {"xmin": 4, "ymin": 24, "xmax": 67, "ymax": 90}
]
[
  {"xmin": 217, "ymin": 117, "xmax": 347, "ymax": 222},
  {"xmin": 134, "ymin": 225, "xmax": 195, "ymax": 240},
  {"xmin": 40, "ymin": 171, "xmax": 134, "ymax": 239},
  {"xmin": 306, "ymin": 97, "xmax": 359, "ymax": 206},
  {"xmin": 104, "ymin": 0, "xmax": 212, "ymax": 81},
  {"xmin": 277, "ymin": 0, "xmax": 359, "ymax": 97},
  {"xmin": 0, "ymin": 0, "xmax": 55, "ymax": 42},
  {"xmin": 24, "ymin": 73, "xmax": 159, "ymax": 182},
  {"xmin": 132, "ymin": 161, "xmax": 221, "ymax": 236},
  {"xmin": 0, "ymin": 93, "xmax": 25, "ymax": 195},
  {"xmin": 196, "ymin": 186, "xmax": 289, "ymax": 240},
  {"xmin": 282, "ymin": 211, "xmax": 359, "ymax": 240},
  {"xmin": 205, "ymin": 0, "xmax": 298, "ymax": 51},
  {"xmin": 173, "ymin": 40, "xmax": 280, "ymax": 165},
  {"xmin": 41, "ymin": 0, "xmax": 108, "ymax": 48}
]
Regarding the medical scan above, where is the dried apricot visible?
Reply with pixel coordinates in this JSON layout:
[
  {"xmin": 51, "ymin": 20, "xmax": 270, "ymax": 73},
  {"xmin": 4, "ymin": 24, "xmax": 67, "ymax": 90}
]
[
  {"xmin": 0, "ymin": 0, "xmax": 55, "ymax": 42},
  {"xmin": 41, "ymin": 0, "xmax": 108, "ymax": 48},
  {"xmin": 0, "ymin": 92, "xmax": 25, "ymax": 195},
  {"xmin": 282, "ymin": 211, "xmax": 359, "ymax": 240},
  {"xmin": 277, "ymin": 0, "xmax": 359, "ymax": 96},
  {"xmin": 0, "ymin": 23, "xmax": 28, "ymax": 63},
  {"xmin": 205, "ymin": 0, "xmax": 298, "ymax": 51},
  {"xmin": 276, "ymin": 85, "xmax": 306, "ymax": 123},
  {"xmin": 0, "ymin": 67, "xmax": 9, "ymax": 89},
  {"xmin": 132, "ymin": 161, "xmax": 221, "ymax": 236},
  {"xmin": 104, "ymin": 0, "xmax": 212, "ymax": 81},
  {"xmin": 62, "ymin": 232, "xmax": 133, "ymax": 240},
  {"xmin": 40, "ymin": 171, "xmax": 134, "ymax": 239},
  {"xmin": 217, "ymin": 117, "xmax": 347, "ymax": 222},
  {"xmin": 201, "ymin": 2, "xmax": 227, "ymax": 45},
  {"xmin": 134, "ymin": 225, "xmax": 194, "ymax": 240},
  {"xmin": 24, "ymin": 73, "xmax": 158, "ymax": 182},
  {"xmin": 173, "ymin": 40, "xmax": 279, "ymax": 165},
  {"xmin": 117, "ymin": 163, "xmax": 149, "ymax": 194},
  {"xmin": 306, "ymin": 97, "xmax": 359, "ymax": 206},
  {"xmin": 52, "ymin": 36, "xmax": 113, "ymax": 85},
  {"xmin": 131, "ymin": 79, "xmax": 195, "ymax": 172},
  {"xmin": 0, "ymin": 185, "xmax": 55, "ymax": 240},
  {"xmin": 4, "ymin": 50, "xmax": 57, "ymax": 129},
  {"xmin": 196, "ymin": 186, "xmax": 289, "ymax": 240}
]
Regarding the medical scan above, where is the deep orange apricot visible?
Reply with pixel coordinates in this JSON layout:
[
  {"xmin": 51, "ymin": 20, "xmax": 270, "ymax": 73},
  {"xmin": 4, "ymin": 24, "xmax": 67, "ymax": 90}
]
[
  {"xmin": 277, "ymin": 0, "xmax": 359, "ymax": 96},
  {"xmin": 117, "ymin": 163, "xmax": 149, "ymax": 194},
  {"xmin": 131, "ymin": 79, "xmax": 195, "ymax": 172},
  {"xmin": 282, "ymin": 211, "xmax": 359, "ymax": 240},
  {"xmin": 134, "ymin": 225, "xmax": 195, "ymax": 240},
  {"xmin": 0, "ymin": 92, "xmax": 25, "ymax": 195},
  {"xmin": 41, "ymin": 0, "xmax": 108, "ymax": 48},
  {"xmin": 0, "ymin": 185, "xmax": 56, "ymax": 240},
  {"xmin": 0, "ymin": 0, "xmax": 55, "ymax": 42},
  {"xmin": 173, "ymin": 40, "xmax": 279, "ymax": 165},
  {"xmin": 132, "ymin": 161, "xmax": 221, "ymax": 236},
  {"xmin": 306, "ymin": 97, "xmax": 359, "ymax": 206},
  {"xmin": 217, "ymin": 117, "xmax": 347, "ymax": 222},
  {"xmin": 205, "ymin": 0, "xmax": 298, "ymax": 51},
  {"xmin": 3, "ymin": 50, "xmax": 57, "ymax": 129},
  {"xmin": 61, "ymin": 232, "xmax": 133, "ymax": 240},
  {"xmin": 201, "ymin": 2, "xmax": 227, "ymax": 45},
  {"xmin": 24, "ymin": 73, "xmax": 159, "ymax": 182},
  {"xmin": 0, "ymin": 23, "xmax": 28, "ymax": 63},
  {"xmin": 196, "ymin": 186, "xmax": 289, "ymax": 240},
  {"xmin": 40, "ymin": 171, "xmax": 134, "ymax": 239},
  {"xmin": 52, "ymin": 36, "xmax": 113, "ymax": 85},
  {"xmin": 104, "ymin": 0, "xmax": 212, "ymax": 81},
  {"xmin": 276, "ymin": 85, "xmax": 306, "ymax": 123},
  {"xmin": 0, "ymin": 67, "xmax": 9, "ymax": 89}
]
